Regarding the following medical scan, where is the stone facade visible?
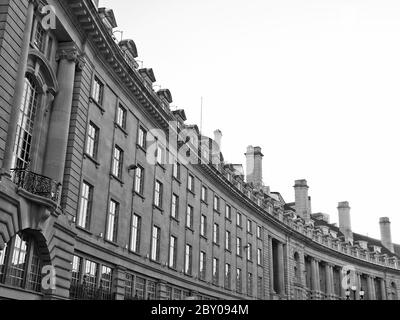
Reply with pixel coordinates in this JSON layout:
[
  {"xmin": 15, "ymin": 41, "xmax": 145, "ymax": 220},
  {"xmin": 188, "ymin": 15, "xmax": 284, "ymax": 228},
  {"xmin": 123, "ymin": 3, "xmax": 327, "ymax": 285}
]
[{"xmin": 0, "ymin": 0, "xmax": 399, "ymax": 300}]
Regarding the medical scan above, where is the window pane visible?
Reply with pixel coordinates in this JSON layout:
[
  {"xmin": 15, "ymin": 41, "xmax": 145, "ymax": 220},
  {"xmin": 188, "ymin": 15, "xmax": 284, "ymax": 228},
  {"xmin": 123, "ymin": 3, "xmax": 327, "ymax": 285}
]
[{"xmin": 130, "ymin": 214, "xmax": 141, "ymax": 253}]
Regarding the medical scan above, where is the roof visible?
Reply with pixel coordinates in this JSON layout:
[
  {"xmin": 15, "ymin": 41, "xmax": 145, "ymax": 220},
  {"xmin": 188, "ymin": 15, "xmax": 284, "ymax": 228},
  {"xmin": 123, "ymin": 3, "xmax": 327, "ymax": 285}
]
[{"xmin": 312, "ymin": 217, "xmax": 399, "ymax": 258}]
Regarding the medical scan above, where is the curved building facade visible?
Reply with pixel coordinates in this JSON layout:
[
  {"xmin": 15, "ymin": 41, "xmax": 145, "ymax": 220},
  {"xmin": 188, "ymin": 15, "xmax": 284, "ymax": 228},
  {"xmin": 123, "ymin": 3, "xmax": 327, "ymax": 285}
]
[{"xmin": 0, "ymin": 0, "xmax": 399, "ymax": 300}]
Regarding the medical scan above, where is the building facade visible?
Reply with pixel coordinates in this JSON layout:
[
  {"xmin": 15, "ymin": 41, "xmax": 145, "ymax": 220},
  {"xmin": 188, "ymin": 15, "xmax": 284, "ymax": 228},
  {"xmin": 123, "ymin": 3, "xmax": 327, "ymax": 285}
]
[{"xmin": 0, "ymin": 0, "xmax": 399, "ymax": 300}]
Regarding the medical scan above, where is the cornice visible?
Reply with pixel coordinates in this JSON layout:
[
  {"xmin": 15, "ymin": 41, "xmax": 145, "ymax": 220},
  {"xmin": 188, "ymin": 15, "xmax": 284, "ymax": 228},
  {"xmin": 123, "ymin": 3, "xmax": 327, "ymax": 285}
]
[{"xmin": 66, "ymin": 0, "xmax": 172, "ymax": 131}]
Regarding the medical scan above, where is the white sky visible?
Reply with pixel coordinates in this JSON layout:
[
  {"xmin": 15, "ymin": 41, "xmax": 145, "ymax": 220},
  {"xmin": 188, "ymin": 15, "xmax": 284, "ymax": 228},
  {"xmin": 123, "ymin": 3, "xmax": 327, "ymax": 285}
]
[{"xmin": 100, "ymin": 0, "xmax": 400, "ymax": 243}]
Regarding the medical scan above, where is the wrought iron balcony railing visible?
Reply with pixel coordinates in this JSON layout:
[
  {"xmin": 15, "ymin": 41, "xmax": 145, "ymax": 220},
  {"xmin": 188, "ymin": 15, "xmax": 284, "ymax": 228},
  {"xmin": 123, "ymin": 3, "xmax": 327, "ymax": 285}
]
[{"xmin": 11, "ymin": 169, "xmax": 61, "ymax": 203}]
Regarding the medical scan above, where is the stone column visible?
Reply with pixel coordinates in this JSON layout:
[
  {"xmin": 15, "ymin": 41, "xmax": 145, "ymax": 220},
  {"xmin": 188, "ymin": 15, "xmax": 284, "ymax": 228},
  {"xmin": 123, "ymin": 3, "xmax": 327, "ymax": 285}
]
[
  {"xmin": 367, "ymin": 276, "xmax": 376, "ymax": 300},
  {"xmin": 325, "ymin": 264, "xmax": 333, "ymax": 298},
  {"xmin": 381, "ymin": 279, "xmax": 387, "ymax": 300},
  {"xmin": 311, "ymin": 258, "xmax": 320, "ymax": 298},
  {"xmin": 1, "ymin": 0, "xmax": 39, "ymax": 177},
  {"xmin": 113, "ymin": 266, "xmax": 127, "ymax": 300},
  {"xmin": 43, "ymin": 42, "xmax": 84, "ymax": 184},
  {"xmin": 269, "ymin": 237, "xmax": 275, "ymax": 296},
  {"xmin": 357, "ymin": 273, "xmax": 362, "ymax": 300},
  {"xmin": 277, "ymin": 242, "xmax": 285, "ymax": 295},
  {"xmin": 339, "ymin": 267, "xmax": 346, "ymax": 299}
]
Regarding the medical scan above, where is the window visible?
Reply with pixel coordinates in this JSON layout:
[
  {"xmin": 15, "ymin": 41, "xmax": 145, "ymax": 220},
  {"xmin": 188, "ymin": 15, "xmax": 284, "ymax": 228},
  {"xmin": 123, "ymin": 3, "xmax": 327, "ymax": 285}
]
[
  {"xmin": 236, "ymin": 237, "xmax": 242, "ymax": 256},
  {"xmin": 86, "ymin": 122, "xmax": 99, "ymax": 159},
  {"xmin": 186, "ymin": 205, "xmax": 193, "ymax": 229},
  {"xmin": 138, "ymin": 127, "xmax": 147, "ymax": 149},
  {"xmin": 112, "ymin": 146, "xmax": 123, "ymax": 178},
  {"xmin": 78, "ymin": 181, "xmax": 93, "ymax": 230},
  {"xmin": 213, "ymin": 223, "xmax": 220, "ymax": 244},
  {"xmin": 257, "ymin": 226, "xmax": 262, "ymax": 239},
  {"xmin": 172, "ymin": 160, "xmax": 180, "ymax": 180},
  {"xmin": 247, "ymin": 243, "xmax": 252, "ymax": 261},
  {"xmin": 236, "ymin": 212, "xmax": 242, "ymax": 227},
  {"xmin": 151, "ymin": 226, "xmax": 161, "ymax": 262},
  {"xmin": 200, "ymin": 215, "xmax": 207, "ymax": 237},
  {"xmin": 257, "ymin": 277, "xmax": 264, "ymax": 299},
  {"xmin": 169, "ymin": 236, "xmax": 177, "ymax": 269},
  {"xmin": 70, "ymin": 258, "xmax": 113, "ymax": 300},
  {"xmin": 156, "ymin": 145, "xmax": 165, "ymax": 165},
  {"xmin": 247, "ymin": 220, "xmax": 253, "ymax": 234},
  {"xmin": 116, "ymin": 104, "xmax": 127, "ymax": 129},
  {"xmin": 33, "ymin": 21, "xmax": 46, "ymax": 53},
  {"xmin": 257, "ymin": 248, "xmax": 262, "ymax": 265},
  {"xmin": 185, "ymin": 244, "xmax": 192, "ymax": 275},
  {"xmin": 12, "ymin": 75, "xmax": 39, "ymax": 169},
  {"xmin": 201, "ymin": 186, "xmax": 207, "ymax": 203},
  {"xmin": 147, "ymin": 281, "xmax": 156, "ymax": 300},
  {"xmin": 212, "ymin": 258, "xmax": 219, "ymax": 285},
  {"xmin": 130, "ymin": 214, "xmax": 141, "ymax": 253},
  {"xmin": 247, "ymin": 273, "xmax": 253, "ymax": 296},
  {"xmin": 225, "ymin": 205, "xmax": 231, "ymax": 220},
  {"xmin": 225, "ymin": 231, "xmax": 231, "ymax": 251},
  {"xmin": 106, "ymin": 200, "xmax": 119, "ymax": 242},
  {"xmin": 225, "ymin": 264, "xmax": 231, "ymax": 289},
  {"xmin": 213, "ymin": 196, "xmax": 220, "ymax": 212},
  {"xmin": 236, "ymin": 268, "xmax": 242, "ymax": 293},
  {"xmin": 0, "ymin": 233, "xmax": 43, "ymax": 293},
  {"xmin": 171, "ymin": 194, "xmax": 179, "ymax": 219},
  {"xmin": 83, "ymin": 259, "xmax": 98, "ymax": 298},
  {"xmin": 134, "ymin": 166, "xmax": 144, "ymax": 194},
  {"xmin": 92, "ymin": 76, "xmax": 104, "ymax": 105},
  {"xmin": 100, "ymin": 266, "xmax": 112, "ymax": 295},
  {"xmin": 199, "ymin": 251, "xmax": 206, "ymax": 280},
  {"xmin": 154, "ymin": 180, "xmax": 163, "ymax": 208},
  {"xmin": 188, "ymin": 174, "xmax": 194, "ymax": 192}
]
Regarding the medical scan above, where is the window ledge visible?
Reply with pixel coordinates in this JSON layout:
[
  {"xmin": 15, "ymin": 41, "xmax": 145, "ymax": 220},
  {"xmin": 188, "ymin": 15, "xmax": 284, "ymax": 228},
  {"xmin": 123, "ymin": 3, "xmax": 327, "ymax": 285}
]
[
  {"xmin": 225, "ymin": 218, "xmax": 232, "ymax": 223},
  {"xmin": 156, "ymin": 163, "xmax": 166, "ymax": 171},
  {"xmin": 201, "ymin": 200, "xmax": 208, "ymax": 206},
  {"xmin": 133, "ymin": 191, "xmax": 145, "ymax": 201},
  {"xmin": 104, "ymin": 239, "xmax": 119, "ymax": 248},
  {"xmin": 170, "ymin": 216, "xmax": 180, "ymax": 224},
  {"xmin": 187, "ymin": 189, "xmax": 195, "ymax": 196},
  {"xmin": 114, "ymin": 122, "xmax": 128, "ymax": 137},
  {"xmin": 186, "ymin": 227, "xmax": 194, "ymax": 233},
  {"xmin": 76, "ymin": 225, "xmax": 93, "ymax": 236},
  {"xmin": 83, "ymin": 153, "xmax": 100, "ymax": 168},
  {"xmin": 90, "ymin": 97, "xmax": 105, "ymax": 114},
  {"xmin": 110, "ymin": 174, "xmax": 124, "ymax": 186},
  {"xmin": 200, "ymin": 235, "xmax": 208, "ymax": 241},
  {"xmin": 136, "ymin": 144, "xmax": 147, "ymax": 153},
  {"xmin": 153, "ymin": 204, "xmax": 164, "ymax": 213},
  {"xmin": 172, "ymin": 176, "xmax": 181, "ymax": 184}
]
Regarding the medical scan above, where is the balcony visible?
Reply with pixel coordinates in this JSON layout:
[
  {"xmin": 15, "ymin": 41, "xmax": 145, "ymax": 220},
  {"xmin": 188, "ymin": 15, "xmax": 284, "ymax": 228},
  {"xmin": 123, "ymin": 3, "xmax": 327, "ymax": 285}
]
[{"xmin": 11, "ymin": 169, "xmax": 61, "ymax": 203}]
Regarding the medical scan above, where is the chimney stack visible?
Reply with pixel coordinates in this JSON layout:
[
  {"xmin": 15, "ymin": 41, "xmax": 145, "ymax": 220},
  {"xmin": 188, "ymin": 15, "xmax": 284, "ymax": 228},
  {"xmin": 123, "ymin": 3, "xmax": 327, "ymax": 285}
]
[
  {"xmin": 379, "ymin": 217, "xmax": 394, "ymax": 253},
  {"xmin": 294, "ymin": 180, "xmax": 311, "ymax": 221},
  {"xmin": 338, "ymin": 202, "xmax": 353, "ymax": 244},
  {"xmin": 245, "ymin": 146, "xmax": 263, "ymax": 189}
]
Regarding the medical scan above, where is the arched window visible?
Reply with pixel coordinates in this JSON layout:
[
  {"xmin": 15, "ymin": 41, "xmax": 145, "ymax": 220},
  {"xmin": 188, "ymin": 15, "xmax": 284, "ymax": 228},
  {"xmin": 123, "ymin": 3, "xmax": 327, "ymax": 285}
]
[
  {"xmin": 0, "ymin": 232, "xmax": 43, "ymax": 293},
  {"xmin": 12, "ymin": 74, "xmax": 41, "ymax": 169}
]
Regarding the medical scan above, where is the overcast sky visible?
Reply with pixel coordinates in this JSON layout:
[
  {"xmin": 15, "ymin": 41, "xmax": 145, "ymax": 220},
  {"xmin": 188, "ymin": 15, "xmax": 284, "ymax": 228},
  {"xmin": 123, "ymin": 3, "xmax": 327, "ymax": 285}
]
[{"xmin": 101, "ymin": 0, "xmax": 400, "ymax": 243}]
